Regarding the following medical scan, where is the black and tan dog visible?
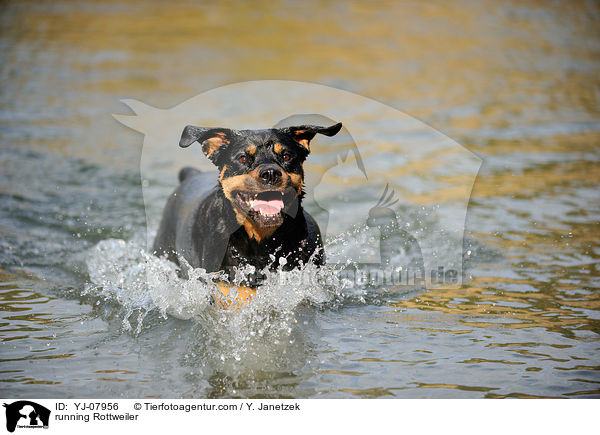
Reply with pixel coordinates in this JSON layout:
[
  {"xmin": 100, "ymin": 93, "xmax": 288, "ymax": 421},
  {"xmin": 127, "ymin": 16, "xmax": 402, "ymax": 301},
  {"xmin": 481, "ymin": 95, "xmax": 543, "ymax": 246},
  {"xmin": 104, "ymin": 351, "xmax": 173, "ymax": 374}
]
[{"xmin": 152, "ymin": 122, "xmax": 342, "ymax": 307}]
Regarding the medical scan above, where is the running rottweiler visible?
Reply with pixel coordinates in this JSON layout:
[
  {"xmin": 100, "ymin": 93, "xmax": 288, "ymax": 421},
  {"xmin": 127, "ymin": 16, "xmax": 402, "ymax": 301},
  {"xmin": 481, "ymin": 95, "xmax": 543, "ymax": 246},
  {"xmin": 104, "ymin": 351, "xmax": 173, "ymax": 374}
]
[{"xmin": 152, "ymin": 121, "xmax": 342, "ymax": 298}]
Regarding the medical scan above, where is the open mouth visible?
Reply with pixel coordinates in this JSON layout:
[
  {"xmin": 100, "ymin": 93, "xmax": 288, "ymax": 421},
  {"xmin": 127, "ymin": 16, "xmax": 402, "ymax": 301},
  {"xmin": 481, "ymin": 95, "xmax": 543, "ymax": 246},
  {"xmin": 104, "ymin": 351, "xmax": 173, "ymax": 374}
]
[{"xmin": 234, "ymin": 190, "xmax": 286, "ymax": 227}]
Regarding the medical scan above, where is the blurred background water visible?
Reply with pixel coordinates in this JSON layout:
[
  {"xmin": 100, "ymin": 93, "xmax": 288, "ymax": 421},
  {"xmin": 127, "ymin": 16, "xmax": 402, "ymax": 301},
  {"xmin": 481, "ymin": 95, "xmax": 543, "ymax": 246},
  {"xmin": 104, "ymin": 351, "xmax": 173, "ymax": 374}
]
[{"xmin": 0, "ymin": 0, "xmax": 599, "ymax": 398}]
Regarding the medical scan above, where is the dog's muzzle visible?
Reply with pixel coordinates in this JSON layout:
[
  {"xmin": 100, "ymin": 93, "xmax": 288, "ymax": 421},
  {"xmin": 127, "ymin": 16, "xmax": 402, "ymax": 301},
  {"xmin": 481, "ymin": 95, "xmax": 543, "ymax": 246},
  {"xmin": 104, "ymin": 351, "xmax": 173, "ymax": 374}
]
[{"xmin": 234, "ymin": 190, "xmax": 286, "ymax": 227}]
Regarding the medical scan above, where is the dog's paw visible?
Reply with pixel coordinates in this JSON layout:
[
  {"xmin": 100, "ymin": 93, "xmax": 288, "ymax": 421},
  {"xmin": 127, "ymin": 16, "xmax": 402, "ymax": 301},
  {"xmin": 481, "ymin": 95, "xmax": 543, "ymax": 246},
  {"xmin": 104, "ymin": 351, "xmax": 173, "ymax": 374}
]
[{"xmin": 213, "ymin": 282, "xmax": 256, "ymax": 311}]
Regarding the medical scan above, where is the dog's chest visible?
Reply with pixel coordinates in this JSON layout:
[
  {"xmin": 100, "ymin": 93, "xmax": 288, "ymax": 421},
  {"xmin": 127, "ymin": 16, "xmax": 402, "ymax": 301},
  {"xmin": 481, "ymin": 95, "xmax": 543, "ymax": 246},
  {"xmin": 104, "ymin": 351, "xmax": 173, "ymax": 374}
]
[{"xmin": 220, "ymin": 225, "xmax": 309, "ymax": 272}]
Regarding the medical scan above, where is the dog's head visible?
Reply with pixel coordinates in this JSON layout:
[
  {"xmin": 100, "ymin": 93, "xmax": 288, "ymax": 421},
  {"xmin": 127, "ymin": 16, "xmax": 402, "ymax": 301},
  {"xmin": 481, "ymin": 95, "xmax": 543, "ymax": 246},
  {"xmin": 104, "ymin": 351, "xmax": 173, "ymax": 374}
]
[{"xmin": 179, "ymin": 122, "xmax": 342, "ymax": 241}]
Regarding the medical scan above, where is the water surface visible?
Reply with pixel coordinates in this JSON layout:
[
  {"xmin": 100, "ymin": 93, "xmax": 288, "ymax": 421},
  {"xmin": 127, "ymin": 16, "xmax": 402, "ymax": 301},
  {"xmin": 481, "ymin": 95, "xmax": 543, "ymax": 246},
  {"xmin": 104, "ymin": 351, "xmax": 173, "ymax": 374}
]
[{"xmin": 1, "ymin": 0, "xmax": 599, "ymax": 398}]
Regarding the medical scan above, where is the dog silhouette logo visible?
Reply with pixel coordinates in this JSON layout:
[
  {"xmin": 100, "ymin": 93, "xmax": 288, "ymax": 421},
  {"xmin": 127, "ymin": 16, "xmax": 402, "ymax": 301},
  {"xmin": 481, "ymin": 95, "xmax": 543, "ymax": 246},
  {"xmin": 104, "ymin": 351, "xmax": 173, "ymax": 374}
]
[
  {"xmin": 114, "ymin": 80, "xmax": 481, "ymax": 290},
  {"xmin": 3, "ymin": 401, "xmax": 50, "ymax": 432}
]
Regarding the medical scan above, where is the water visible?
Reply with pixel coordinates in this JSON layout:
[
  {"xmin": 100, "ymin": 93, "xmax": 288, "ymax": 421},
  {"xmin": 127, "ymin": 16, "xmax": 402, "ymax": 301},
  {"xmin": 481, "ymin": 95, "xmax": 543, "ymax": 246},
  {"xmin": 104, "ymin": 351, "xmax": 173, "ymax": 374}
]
[{"xmin": 1, "ymin": 0, "xmax": 599, "ymax": 398}]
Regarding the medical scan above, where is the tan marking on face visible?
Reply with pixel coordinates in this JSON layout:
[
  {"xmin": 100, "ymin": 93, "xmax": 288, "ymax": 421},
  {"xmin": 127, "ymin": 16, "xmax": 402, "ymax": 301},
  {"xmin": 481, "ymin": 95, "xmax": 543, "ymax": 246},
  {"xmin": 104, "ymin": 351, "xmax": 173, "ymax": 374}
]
[
  {"xmin": 219, "ymin": 165, "xmax": 227, "ymax": 184},
  {"xmin": 220, "ymin": 172, "xmax": 252, "ymax": 201},
  {"xmin": 219, "ymin": 169, "xmax": 279, "ymax": 242},
  {"xmin": 289, "ymin": 172, "xmax": 303, "ymax": 194},
  {"xmin": 292, "ymin": 131, "xmax": 310, "ymax": 150},
  {"xmin": 273, "ymin": 143, "xmax": 283, "ymax": 154},
  {"xmin": 246, "ymin": 144, "xmax": 256, "ymax": 155},
  {"xmin": 296, "ymin": 139, "xmax": 310, "ymax": 150},
  {"xmin": 203, "ymin": 132, "xmax": 230, "ymax": 158}
]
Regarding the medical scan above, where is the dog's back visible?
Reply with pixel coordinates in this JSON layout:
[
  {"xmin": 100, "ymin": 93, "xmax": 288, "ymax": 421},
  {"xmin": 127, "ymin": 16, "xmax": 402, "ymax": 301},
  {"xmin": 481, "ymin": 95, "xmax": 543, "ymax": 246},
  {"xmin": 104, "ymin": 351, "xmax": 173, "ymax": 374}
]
[{"xmin": 152, "ymin": 168, "xmax": 218, "ymax": 267}]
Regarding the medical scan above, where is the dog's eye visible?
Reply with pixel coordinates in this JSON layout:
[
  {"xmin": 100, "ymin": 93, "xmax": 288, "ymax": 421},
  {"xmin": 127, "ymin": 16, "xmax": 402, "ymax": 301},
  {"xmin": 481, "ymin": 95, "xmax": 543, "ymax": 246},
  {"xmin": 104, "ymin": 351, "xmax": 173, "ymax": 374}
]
[
  {"xmin": 282, "ymin": 152, "xmax": 292, "ymax": 162},
  {"xmin": 239, "ymin": 154, "xmax": 250, "ymax": 165}
]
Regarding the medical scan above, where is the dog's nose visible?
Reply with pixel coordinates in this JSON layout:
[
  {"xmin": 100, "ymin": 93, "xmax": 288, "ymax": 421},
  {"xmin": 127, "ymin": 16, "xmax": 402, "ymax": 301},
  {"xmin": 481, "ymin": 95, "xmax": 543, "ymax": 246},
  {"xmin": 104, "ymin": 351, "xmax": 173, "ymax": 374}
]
[{"xmin": 259, "ymin": 166, "xmax": 282, "ymax": 185}]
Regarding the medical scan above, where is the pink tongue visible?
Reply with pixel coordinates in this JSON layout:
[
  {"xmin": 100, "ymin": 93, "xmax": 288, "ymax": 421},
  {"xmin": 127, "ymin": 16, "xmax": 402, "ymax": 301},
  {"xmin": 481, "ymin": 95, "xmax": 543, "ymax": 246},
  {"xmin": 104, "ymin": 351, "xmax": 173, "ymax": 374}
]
[{"xmin": 252, "ymin": 198, "xmax": 284, "ymax": 215}]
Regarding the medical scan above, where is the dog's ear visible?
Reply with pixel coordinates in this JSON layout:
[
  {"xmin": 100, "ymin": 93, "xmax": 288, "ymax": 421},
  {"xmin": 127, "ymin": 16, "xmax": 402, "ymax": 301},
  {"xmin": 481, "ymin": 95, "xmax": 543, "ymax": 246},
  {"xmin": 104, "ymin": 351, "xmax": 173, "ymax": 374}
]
[
  {"xmin": 179, "ymin": 125, "xmax": 235, "ymax": 164},
  {"xmin": 280, "ymin": 122, "xmax": 342, "ymax": 152}
]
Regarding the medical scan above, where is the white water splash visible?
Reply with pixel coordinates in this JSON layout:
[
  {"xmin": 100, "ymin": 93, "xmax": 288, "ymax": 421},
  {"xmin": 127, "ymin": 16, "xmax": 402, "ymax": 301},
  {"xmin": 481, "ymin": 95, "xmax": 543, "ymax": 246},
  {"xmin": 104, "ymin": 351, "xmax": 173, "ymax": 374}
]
[
  {"xmin": 82, "ymin": 229, "xmax": 425, "ymax": 379},
  {"xmin": 84, "ymin": 234, "xmax": 342, "ymax": 331}
]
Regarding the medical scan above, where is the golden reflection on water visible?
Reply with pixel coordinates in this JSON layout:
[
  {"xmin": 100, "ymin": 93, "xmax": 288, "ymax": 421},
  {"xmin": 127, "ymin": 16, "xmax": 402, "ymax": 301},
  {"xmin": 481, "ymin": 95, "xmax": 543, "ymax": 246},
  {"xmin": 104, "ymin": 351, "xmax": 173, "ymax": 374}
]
[
  {"xmin": 4, "ymin": 0, "xmax": 599, "ymax": 124},
  {"xmin": 390, "ymin": 273, "xmax": 599, "ymax": 338}
]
